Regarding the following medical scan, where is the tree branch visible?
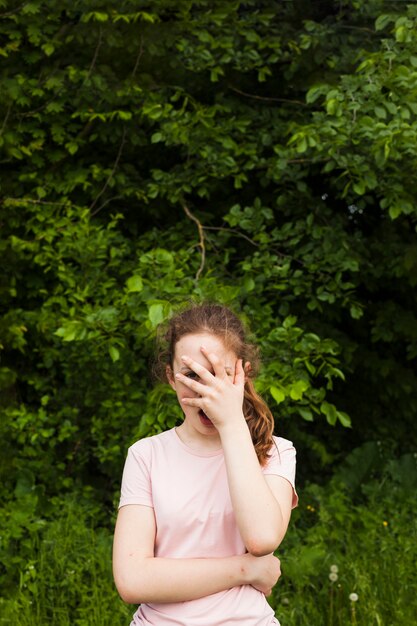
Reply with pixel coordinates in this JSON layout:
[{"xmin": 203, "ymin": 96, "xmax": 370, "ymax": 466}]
[
  {"xmin": 181, "ymin": 203, "xmax": 206, "ymax": 280},
  {"xmin": 90, "ymin": 195, "xmax": 123, "ymax": 218},
  {"xmin": 0, "ymin": 2, "xmax": 30, "ymax": 17},
  {"xmin": 0, "ymin": 104, "xmax": 12, "ymax": 136},
  {"xmin": 228, "ymin": 84, "xmax": 307, "ymax": 106},
  {"xmin": 84, "ymin": 26, "xmax": 103, "ymax": 84},
  {"xmin": 89, "ymin": 128, "xmax": 127, "ymax": 211},
  {"xmin": 131, "ymin": 36, "xmax": 144, "ymax": 79},
  {"xmin": 203, "ymin": 226, "xmax": 259, "ymax": 247}
]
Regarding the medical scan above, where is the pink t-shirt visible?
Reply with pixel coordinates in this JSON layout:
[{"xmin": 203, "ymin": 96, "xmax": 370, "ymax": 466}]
[{"xmin": 119, "ymin": 428, "xmax": 298, "ymax": 626}]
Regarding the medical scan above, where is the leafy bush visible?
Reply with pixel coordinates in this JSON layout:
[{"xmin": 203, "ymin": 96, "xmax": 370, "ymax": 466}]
[
  {"xmin": 270, "ymin": 449, "xmax": 417, "ymax": 625},
  {"xmin": 0, "ymin": 495, "xmax": 131, "ymax": 626},
  {"xmin": 2, "ymin": 453, "xmax": 416, "ymax": 626}
]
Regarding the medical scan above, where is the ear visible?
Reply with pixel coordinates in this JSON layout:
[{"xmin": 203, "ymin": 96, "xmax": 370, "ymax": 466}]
[
  {"xmin": 166, "ymin": 365, "xmax": 176, "ymax": 390},
  {"xmin": 244, "ymin": 361, "xmax": 252, "ymax": 382}
]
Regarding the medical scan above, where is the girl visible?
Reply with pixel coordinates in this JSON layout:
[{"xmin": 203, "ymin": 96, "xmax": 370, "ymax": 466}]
[{"xmin": 113, "ymin": 303, "xmax": 298, "ymax": 625}]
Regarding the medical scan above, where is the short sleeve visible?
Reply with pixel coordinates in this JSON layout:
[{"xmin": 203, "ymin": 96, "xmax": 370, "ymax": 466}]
[
  {"xmin": 262, "ymin": 437, "xmax": 298, "ymax": 508},
  {"xmin": 118, "ymin": 440, "xmax": 154, "ymax": 509}
]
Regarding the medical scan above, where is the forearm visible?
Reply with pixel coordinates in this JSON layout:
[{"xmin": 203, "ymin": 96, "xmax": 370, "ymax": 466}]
[
  {"xmin": 220, "ymin": 419, "xmax": 285, "ymax": 555},
  {"xmin": 115, "ymin": 554, "xmax": 249, "ymax": 604}
]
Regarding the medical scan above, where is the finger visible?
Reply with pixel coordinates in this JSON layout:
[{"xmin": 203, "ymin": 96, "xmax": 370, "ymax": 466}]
[
  {"xmin": 200, "ymin": 346, "xmax": 226, "ymax": 380},
  {"xmin": 175, "ymin": 372, "xmax": 206, "ymax": 395},
  {"xmin": 181, "ymin": 397, "xmax": 203, "ymax": 407},
  {"xmin": 180, "ymin": 355, "xmax": 213, "ymax": 383},
  {"xmin": 233, "ymin": 359, "xmax": 245, "ymax": 386}
]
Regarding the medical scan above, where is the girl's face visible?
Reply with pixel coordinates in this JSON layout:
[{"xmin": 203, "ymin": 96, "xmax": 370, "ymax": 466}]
[{"xmin": 167, "ymin": 332, "xmax": 238, "ymax": 439}]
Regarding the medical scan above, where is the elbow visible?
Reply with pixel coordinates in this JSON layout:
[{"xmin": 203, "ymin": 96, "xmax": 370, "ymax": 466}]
[
  {"xmin": 246, "ymin": 528, "xmax": 286, "ymax": 556},
  {"xmin": 114, "ymin": 578, "xmax": 139, "ymax": 605},
  {"xmin": 114, "ymin": 569, "xmax": 147, "ymax": 605},
  {"xmin": 246, "ymin": 536, "xmax": 280, "ymax": 557},
  {"xmin": 117, "ymin": 587, "xmax": 136, "ymax": 605}
]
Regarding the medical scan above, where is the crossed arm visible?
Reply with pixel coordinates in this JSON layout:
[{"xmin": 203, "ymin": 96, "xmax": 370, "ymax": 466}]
[
  {"xmin": 112, "ymin": 471, "xmax": 293, "ymax": 605},
  {"xmin": 113, "ymin": 347, "xmax": 294, "ymax": 605}
]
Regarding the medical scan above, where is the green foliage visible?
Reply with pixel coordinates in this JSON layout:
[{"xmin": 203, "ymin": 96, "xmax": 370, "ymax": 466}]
[
  {"xmin": 1, "ymin": 454, "xmax": 416, "ymax": 626},
  {"xmin": 1, "ymin": 0, "xmax": 417, "ymax": 615},
  {"xmin": 0, "ymin": 496, "xmax": 131, "ymax": 625},
  {"xmin": 270, "ymin": 454, "xmax": 417, "ymax": 625}
]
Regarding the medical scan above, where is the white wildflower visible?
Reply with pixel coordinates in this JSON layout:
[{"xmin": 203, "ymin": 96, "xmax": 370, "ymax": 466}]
[
  {"xmin": 330, "ymin": 564, "xmax": 339, "ymax": 573},
  {"xmin": 329, "ymin": 572, "xmax": 338, "ymax": 582},
  {"xmin": 349, "ymin": 593, "xmax": 359, "ymax": 602}
]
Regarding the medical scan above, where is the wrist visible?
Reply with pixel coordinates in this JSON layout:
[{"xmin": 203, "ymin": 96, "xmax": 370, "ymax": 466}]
[
  {"xmin": 236, "ymin": 553, "xmax": 252, "ymax": 585},
  {"xmin": 218, "ymin": 414, "xmax": 249, "ymax": 439}
]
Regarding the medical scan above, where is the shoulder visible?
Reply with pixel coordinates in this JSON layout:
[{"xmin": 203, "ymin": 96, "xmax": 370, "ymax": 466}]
[
  {"xmin": 272, "ymin": 435, "xmax": 294, "ymax": 450},
  {"xmin": 263, "ymin": 435, "xmax": 297, "ymax": 473},
  {"xmin": 129, "ymin": 428, "xmax": 175, "ymax": 454},
  {"xmin": 264, "ymin": 436, "xmax": 298, "ymax": 508},
  {"xmin": 126, "ymin": 428, "xmax": 176, "ymax": 465},
  {"xmin": 271, "ymin": 436, "xmax": 297, "ymax": 455}
]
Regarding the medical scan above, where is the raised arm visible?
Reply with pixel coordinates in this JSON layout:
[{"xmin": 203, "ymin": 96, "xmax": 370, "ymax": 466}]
[
  {"xmin": 178, "ymin": 349, "xmax": 294, "ymax": 557},
  {"xmin": 219, "ymin": 422, "xmax": 294, "ymax": 556},
  {"xmin": 113, "ymin": 503, "xmax": 281, "ymax": 604}
]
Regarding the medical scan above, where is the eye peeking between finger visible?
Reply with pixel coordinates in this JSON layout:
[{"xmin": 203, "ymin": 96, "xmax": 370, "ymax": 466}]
[
  {"xmin": 178, "ymin": 371, "xmax": 200, "ymax": 381},
  {"xmin": 186, "ymin": 371, "xmax": 200, "ymax": 380}
]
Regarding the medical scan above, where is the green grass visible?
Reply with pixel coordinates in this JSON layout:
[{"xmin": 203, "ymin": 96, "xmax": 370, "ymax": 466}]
[
  {"xmin": 1, "ymin": 478, "xmax": 416, "ymax": 626},
  {"xmin": 0, "ymin": 498, "xmax": 132, "ymax": 626},
  {"xmin": 269, "ymin": 479, "xmax": 417, "ymax": 625}
]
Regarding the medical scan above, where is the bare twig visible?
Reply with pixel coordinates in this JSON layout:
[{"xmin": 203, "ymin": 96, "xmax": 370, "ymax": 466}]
[
  {"xmin": 131, "ymin": 36, "xmax": 144, "ymax": 79},
  {"xmin": 181, "ymin": 203, "xmax": 206, "ymax": 280},
  {"xmin": 337, "ymin": 25, "xmax": 376, "ymax": 35},
  {"xmin": 0, "ymin": 104, "xmax": 12, "ymax": 136},
  {"xmin": 90, "ymin": 194, "xmax": 123, "ymax": 218},
  {"xmin": 228, "ymin": 85, "xmax": 307, "ymax": 106},
  {"xmin": 85, "ymin": 26, "xmax": 103, "ymax": 84},
  {"xmin": 203, "ymin": 225, "xmax": 259, "ymax": 247},
  {"xmin": 89, "ymin": 128, "xmax": 127, "ymax": 211},
  {"xmin": 0, "ymin": 2, "xmax": 30, "ymax": 17}
]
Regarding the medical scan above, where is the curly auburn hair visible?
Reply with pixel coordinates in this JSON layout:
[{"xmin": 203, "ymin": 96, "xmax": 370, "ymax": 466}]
[{"xmin": 154, "ymin": 303, "xmax": 275, "ymax": 466}]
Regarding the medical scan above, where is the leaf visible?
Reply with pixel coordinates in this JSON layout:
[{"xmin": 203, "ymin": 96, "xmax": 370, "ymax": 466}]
[
  {"xmin": 375, "ymin": 14, "xmax": 393, "ymax": 32},
  {"xmin": 321, "ymin": 401, "xmax": 337, "ymax": 425},
  {"xmin": 350, "ymin": 303, "xmax": 363, "ymax": 319},
  {"xmin": 126, "ymin": 275, "xmax": 143, "ymax": 293},
  {"xmin": 306, "ymin": 85, "xmax": 325, "ymax": 104},
  {"xmin": 299, "ymin": 407, "xmax": 314, "ymax": 421},
  {"xmin": 337, "ymin": 411, "xmax": 351, "ymax": 428},
  {"xmin": 353, "ymin": 181, "xmax": 366, "ymax": 195},
  {"xmin": 148, "ymin": 303, "xmax": 164, "ymax": 327},
  {"xmin": 374, "ymin": 106, "xmax": 387, "ymax": 119},
  {"xmin": 326, "ymin": 99, "xmax": 339, "ymax": 116},
  {"xmin": 151, "ymin": 132, "xmax": 163, "ymax": 143},
  {"xmin": 270, "ymin": 386, "xmax": 286, "ymax": 404},
  {"xmin": 42, "ymin": 43, "xmax": 55, "ymax": 57},
  {"xmin": 290, "ymin": 380, "xmax": 309, "ymax": 400},
  {"xmin": 109, "ymin": 346, "xmax": 120, "ymax": 362},
  {"xmin": 65, "ymin": 142, "xmax": 78, "ymax": 155},
  {"xmin": 296, "ymin": 136, "xmax": 308, "ymax": 153},
  {"xmin": 243, "ymin": 276, "xmax": 255, "ymax": 292},
  {"xmin": 389, "ymin": 205, "xmax": 402, "ymax": 219},
  {"xmin": 395, "ymin": 25, "xmax": 408, "ymax": 43}
]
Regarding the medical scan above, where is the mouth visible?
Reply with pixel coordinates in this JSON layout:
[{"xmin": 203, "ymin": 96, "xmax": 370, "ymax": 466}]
[{"xmin": 198, "ymin": 409, "xmax": 214, "ymax": 426}]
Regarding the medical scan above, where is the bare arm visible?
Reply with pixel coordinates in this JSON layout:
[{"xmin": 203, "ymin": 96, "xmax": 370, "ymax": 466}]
[
  {"xmin": 179, "ymin": 350, "xmax": 294, "ymax": 557},
  {"xmin": 113, "ymin": 504, "xmax": 281, "ymax": 605},
  {"xmin": 219, "ymin": 420, "xmax": 294, "ymax": 556}
]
